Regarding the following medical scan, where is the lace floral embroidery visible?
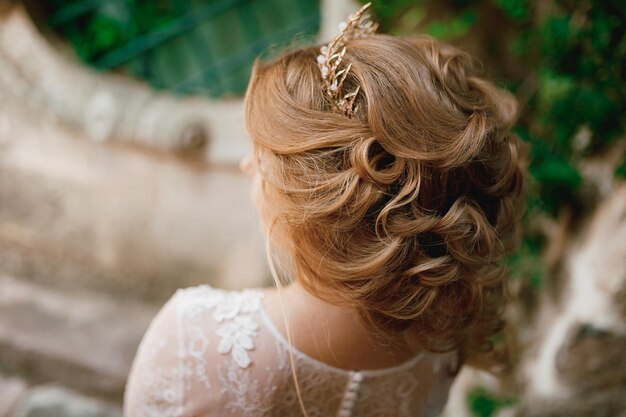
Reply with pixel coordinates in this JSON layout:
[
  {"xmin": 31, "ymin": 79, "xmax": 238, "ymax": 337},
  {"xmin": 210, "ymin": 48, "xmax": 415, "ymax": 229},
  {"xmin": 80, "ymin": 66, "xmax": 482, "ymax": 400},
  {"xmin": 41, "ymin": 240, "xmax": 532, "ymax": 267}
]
[
  {"xmin": 178, "ymin": 286, "xmax": 263, "ymax": 369},
  {"xmin": 217, "ymin": 315, "xmax": 259, "ymax": 368}
]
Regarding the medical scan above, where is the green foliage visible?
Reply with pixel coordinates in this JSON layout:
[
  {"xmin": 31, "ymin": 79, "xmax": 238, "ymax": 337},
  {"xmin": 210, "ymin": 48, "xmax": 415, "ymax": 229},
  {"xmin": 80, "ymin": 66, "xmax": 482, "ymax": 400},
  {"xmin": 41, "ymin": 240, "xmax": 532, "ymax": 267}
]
[
  {"xmin": 468, "ymin": 387, "xmax": 515, "ymax": 417},
  {"xmin": 495, "ymin": 0, "xmax": 529, "ymax": 22},
  {"xmin": 425, "ymin": 10, "xmax": 477, "ymax": 40},
  {"xmin": 367, "ymin": 0, "xmax": 424, "ymax": 32},
  {"xmin": 518, "ymin": 1, "xmax": 625, "ymax": 217},
  {"xmin": 616, "ymin": 161, "xmax": 626, "ymax": 179}
]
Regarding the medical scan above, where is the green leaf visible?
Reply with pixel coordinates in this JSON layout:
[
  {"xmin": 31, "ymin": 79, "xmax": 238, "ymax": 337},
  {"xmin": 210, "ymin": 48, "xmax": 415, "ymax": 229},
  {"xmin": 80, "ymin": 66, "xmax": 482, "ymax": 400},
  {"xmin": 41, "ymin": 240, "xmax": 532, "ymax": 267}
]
[
  {"xmin": 425, "ymin": 10, "xmax": 477, "ymax": 40},
  {"xmin": 494, "ymin": 0, "xmax": 529, "ymax": 22},
  {"xmin": 468, "ymin": 387, "xmax": 516, "ymax": 417},
  {"xmin": 615, "ymin": 162, "xmax": 626, "ymax": 179}
]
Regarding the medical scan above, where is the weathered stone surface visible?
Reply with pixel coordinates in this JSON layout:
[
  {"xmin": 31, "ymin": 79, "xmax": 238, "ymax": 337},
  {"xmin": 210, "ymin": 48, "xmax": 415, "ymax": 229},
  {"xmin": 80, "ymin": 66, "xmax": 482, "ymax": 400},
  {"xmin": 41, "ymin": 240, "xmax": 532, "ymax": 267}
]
[
  {"xmin": 0, "ymin": 67, "xmax": 268, "ymax": 301},
  {"xmin": 556, "ymin": 325, "xmax": 626, "ymax": 394},
  {"xmin": 520, "ymin": 184, "xmax": 626, "ymax": 416},
  {"xmin": 0, "ymin": 275, "xmax": 157, "ymax": 401},
  {"xmin": 0, "ymin": 6, "xmax": 269, "ymax": 301},
  {"xmin": 0, "ymin": 376, "xmax": 27, "ymax": 417},
  {"xmin": 12, "ymin": 387, "xmax": 121, "ymax": 417}
]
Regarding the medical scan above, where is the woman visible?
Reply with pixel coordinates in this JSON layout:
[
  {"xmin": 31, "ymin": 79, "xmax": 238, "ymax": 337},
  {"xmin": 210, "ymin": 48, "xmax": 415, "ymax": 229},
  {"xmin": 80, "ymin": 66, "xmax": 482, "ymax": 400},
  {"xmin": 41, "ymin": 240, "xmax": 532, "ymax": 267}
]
[{"xmin": 124, "ymin": 4, "xmax": 527, "ymax": 417}]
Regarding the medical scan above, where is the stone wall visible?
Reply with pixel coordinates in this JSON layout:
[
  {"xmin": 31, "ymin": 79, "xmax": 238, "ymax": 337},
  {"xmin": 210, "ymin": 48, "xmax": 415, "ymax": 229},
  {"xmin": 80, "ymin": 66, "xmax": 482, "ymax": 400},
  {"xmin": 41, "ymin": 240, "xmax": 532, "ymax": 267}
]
[{"xmin": 0, "ymin": 6, "xmax": 270, "ymax": 302}]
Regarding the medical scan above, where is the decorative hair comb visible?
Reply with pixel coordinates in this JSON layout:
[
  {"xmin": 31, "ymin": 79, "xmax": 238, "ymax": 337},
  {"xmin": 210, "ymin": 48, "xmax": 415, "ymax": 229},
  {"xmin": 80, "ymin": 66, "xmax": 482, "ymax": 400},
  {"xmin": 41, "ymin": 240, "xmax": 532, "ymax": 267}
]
[{"xmin": 316, "ymin": 2, "xmax": 378, "ymax": 118}]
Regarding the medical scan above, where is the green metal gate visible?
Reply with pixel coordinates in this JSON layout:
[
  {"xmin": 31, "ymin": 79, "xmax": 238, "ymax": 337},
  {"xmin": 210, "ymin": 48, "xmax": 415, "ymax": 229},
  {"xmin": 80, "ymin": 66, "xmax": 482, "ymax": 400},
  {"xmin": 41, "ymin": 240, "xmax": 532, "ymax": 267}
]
[{"xmin": 42, "ymin": 0, "xmax": 321, "ymax": 97}]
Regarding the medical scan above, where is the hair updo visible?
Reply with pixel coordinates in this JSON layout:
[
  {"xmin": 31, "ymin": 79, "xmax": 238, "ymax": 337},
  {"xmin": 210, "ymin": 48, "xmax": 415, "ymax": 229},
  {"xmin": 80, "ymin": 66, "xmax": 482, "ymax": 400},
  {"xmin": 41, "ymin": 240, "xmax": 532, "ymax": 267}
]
[{"xmin": 244, "ymin": 34, "xmax": 527, "ymax": 368}]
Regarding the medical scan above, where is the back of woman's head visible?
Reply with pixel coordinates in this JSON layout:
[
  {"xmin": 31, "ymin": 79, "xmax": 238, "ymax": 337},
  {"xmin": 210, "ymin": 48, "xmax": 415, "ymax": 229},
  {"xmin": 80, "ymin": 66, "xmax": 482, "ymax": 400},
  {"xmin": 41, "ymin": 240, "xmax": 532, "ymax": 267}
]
[{"xmin": 244, "ymin": 34, "xmax": 527, "ymax": 368}]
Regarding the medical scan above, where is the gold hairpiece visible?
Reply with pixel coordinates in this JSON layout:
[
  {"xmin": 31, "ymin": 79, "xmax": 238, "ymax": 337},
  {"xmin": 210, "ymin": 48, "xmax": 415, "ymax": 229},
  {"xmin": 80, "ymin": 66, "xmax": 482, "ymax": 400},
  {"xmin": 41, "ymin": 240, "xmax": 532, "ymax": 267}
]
[{"xmin": 316, "ymin": 2, "xmax": 378, "ymax": 118}]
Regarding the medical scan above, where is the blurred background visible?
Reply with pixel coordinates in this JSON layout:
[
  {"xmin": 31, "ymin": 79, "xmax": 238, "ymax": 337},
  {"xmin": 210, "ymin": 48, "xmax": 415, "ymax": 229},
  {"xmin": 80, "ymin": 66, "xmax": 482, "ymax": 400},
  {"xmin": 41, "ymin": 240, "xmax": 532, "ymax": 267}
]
[{"xmin": 0, "ymin": 0, "xmax": 624, "ymax": 416}]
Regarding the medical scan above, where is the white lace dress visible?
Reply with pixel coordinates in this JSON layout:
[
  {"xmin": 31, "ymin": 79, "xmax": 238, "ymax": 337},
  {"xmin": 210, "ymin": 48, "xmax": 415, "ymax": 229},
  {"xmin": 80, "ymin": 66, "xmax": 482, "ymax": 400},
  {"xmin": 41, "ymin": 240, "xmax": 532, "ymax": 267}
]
[{"xmin": 124, "ymin": 285, "xmax": 458, "ymax": 417}]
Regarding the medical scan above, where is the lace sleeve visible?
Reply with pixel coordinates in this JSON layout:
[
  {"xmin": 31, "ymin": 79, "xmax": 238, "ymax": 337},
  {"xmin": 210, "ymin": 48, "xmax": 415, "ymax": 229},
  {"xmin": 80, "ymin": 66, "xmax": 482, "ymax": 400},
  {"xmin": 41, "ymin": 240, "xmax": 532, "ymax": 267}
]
[
  {"xmin": 124, "ymin": 292, "xmax": 185, "ymax": 417},
  {"xmin": 124, "ymin": 286, "xmax": 272, "ymax": 417}
]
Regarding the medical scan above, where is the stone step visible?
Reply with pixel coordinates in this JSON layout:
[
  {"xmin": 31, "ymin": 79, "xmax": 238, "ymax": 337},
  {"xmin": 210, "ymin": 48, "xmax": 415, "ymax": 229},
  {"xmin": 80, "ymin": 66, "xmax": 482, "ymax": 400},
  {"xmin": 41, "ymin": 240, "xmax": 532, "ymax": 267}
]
[
  {"xmin": 0, "ymin": 274, "xmax": 158, "ymax": 403},
  {"xmin": 11, "ymin": 386, "xmax": 121, "ymax": 417},
  {"xmin": 0, "ymin": 376, "xmax": 27, "ymax": 417}
]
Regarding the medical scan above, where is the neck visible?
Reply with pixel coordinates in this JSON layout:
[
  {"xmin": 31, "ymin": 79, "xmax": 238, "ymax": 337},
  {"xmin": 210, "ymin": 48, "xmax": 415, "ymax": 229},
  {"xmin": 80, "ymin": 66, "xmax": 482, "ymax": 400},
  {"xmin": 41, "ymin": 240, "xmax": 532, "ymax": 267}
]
[{"xmin": 264, "ymin": 280, "xmax": 420, "ymax": 370}]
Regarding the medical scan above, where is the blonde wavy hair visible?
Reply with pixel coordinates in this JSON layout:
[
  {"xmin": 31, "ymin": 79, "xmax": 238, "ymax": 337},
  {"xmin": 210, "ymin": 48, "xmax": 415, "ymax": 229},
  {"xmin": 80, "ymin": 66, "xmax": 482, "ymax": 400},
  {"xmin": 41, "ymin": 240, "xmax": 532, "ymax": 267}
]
[{"xmin": 244, "ymin": 34, "xmax": 527, "ymax": 369}]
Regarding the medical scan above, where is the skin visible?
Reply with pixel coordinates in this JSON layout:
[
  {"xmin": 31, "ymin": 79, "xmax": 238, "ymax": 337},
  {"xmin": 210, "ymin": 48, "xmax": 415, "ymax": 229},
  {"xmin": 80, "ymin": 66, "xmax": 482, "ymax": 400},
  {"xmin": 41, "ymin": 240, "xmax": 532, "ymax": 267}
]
[{"xmin": 240, "ymin": 154, "xmax": 422, "ymax": 370}]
